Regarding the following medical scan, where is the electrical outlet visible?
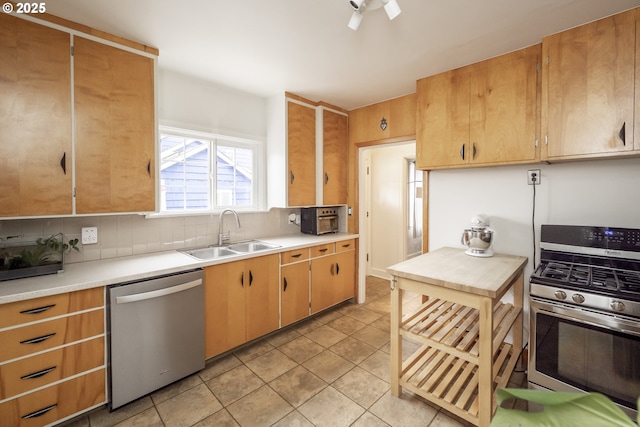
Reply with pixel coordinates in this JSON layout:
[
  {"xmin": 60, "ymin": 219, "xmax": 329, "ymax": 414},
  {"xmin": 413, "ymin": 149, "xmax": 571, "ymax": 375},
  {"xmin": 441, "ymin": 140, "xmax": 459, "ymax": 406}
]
[
  {"xmin": 527, "ymin": 169, "xmax": 541, "ymax": 185},
  {"xmin": 81, "ymin": 227, "xmax": 98, "ymax": 245}
]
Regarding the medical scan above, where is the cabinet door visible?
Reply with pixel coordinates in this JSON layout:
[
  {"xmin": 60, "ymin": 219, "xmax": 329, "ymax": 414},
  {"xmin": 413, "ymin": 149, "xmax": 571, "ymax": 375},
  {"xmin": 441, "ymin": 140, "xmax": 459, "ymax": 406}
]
[
  {"xmin": 281, "ymin": 261, "xmax": 310, "ymax": 327},
  {"xmin": 204, "ymin": 262, "xmax": 246, "ymax": 359},
  {"xmin": 74, "ymin": 36, "xmax": 155, "ymax": 214},
  {"xmin": 348, "ymin": 102, "xmax": 391, "ymax": 143},
  {"xmin": 311, "ymin": 256, "xmax": 335, "ymax": 314},
  {"xmin": 470, "ymin": 45, "xmax": 539, "ymax": 164},
  {"xmin": 323, "ymin": 109, "xmax": 348, "ymax": 205},
  {"xmin": 543, "ymin": 10, "xmax": 636, "ymax": 159},
  {"xmin": 334, "ymin": 250, "xmax": 356, "ymax": 302},
  {"xmin": 245, "ymin": 254, "xmax": 279, "ymax": 341},
  {"xmin": 0, "ymin": 14, "xmax": 72, "ymax": 217},
  {"xmin": 416, "ymin": 68, "xmax": 470, "ymax": 169},
  {"xmin": 287, "ymin": 101, "xmax": 316, "ymax": 206}
]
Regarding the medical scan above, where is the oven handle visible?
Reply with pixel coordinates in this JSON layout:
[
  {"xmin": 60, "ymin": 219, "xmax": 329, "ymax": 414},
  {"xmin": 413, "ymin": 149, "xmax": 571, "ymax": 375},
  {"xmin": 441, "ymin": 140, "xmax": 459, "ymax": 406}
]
[{"xmin": 531, "ymin": 297, "xmax": 640, "ymax": 338}]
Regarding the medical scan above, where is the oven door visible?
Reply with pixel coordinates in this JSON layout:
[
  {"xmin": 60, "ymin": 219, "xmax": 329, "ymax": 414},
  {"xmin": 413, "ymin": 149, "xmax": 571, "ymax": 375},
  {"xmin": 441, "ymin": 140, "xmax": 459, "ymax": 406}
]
[{"xmin": 529, "ymin": 296, "xmax": 640, "ymax": 418}]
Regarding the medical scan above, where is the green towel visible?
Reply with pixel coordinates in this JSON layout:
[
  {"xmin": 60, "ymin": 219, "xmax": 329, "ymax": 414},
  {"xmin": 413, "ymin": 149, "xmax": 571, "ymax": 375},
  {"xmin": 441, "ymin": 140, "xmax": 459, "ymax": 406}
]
[{"xmin": 490, "ymin": 389, "xmax": 637, "ymax": 427}]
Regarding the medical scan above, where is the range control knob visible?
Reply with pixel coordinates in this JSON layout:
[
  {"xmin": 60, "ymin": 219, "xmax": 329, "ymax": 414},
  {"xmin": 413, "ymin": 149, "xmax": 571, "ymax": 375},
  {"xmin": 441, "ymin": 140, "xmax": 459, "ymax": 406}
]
[
  {"xmin": 554, "ymin": 290, "xmax": 567, "ymax": 300},
  {"xmin": 571, "ymin": 293, "xmax": 585, "ymax": 304},
  {"xmin": 610, "ymin": 301, "xmax": 626, "ymax": 312}
]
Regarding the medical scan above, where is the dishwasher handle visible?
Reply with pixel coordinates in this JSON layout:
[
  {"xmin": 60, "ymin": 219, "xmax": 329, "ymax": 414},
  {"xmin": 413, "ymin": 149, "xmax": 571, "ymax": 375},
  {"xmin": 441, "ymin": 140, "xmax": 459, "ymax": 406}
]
[{"xmin": 115, "ymin": 279, "xmax": 202, "ymax": 304}]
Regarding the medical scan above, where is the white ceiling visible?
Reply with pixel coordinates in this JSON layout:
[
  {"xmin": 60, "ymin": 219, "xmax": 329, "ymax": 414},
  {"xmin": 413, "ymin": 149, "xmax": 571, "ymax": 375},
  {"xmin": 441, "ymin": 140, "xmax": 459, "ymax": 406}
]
[{"xmin": 46, "ymin": 0, "xmax": 640, "ymax": 110}]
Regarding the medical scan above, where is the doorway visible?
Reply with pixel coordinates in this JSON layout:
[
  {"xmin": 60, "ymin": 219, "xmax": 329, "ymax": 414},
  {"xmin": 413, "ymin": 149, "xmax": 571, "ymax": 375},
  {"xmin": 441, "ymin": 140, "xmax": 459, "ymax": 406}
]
[{"xmin": 358, "ymin": 141, "xmax": 419, "ymax": 301}]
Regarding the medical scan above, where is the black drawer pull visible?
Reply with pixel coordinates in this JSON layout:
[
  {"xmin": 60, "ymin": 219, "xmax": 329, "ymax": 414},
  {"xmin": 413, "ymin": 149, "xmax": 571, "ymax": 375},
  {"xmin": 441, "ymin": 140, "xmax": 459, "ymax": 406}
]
[
  {"xmin": 341, "ymin": 244, "xmax": 351, "ymax": 248},
  {"xmin": 291, "ymin": 253, "xmax": 302, "ymax": 258},
  {"xmin": 336, "ymin": 263, "xmax": 340, "ymax": 275},
  {"xmin": 21, "ymin": 366, "xmax": 57, "ymax": 380},
  {"xmin": 20, "ymin": 333, "xmax": 56, "ymax": 345},
  {"xmin": 283, "ymin": 277, "xmax": 288, "ymax": 292},
  {"xmin": 319, "ymin": 248, "xmax": 328, "ymax": 253},
  {"xmin": 22, "ymin": 404, "xmax": 57, "ymax": 419},
  {"xmin": 20, "ymin": 304, "xmax": 56, "ymax": 315}
]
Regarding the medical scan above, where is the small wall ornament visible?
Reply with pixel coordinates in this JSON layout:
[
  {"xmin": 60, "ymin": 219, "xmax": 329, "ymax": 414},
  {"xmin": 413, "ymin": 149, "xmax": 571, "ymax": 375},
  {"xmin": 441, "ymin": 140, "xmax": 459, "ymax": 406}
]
[{"xmin": 380, "ymin": 117, "xmax": 387, "ymax": 131}]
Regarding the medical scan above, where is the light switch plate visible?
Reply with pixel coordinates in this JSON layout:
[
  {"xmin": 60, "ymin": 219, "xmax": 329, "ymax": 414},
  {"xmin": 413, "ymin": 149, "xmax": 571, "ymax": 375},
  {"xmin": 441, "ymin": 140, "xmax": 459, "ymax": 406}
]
[{"xmin": 81, "ymin": 227, "xmax": 98, "ymax": 245}]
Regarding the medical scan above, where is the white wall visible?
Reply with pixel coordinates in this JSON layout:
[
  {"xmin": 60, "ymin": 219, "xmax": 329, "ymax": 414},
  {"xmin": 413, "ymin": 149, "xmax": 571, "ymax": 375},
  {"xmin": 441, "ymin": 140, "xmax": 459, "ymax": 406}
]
[
  {"xmin": 428, "ymin": 156, "xmax": 640, "ymax": 336},
  {"xmin": 368, "ymin": 142, "xmax": 416, "ymax": 279},
  {"xmin": 158, "ymin": 68, "xmax": 267, "ymax": 139}
]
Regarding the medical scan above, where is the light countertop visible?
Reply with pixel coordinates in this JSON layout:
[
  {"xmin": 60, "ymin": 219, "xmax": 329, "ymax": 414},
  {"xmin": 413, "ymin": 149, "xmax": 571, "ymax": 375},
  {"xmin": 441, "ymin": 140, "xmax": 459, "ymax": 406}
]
[
  {"xmin": 386, "ymin": 246, "xmax": 528, "ymax": 298},
  {"xmin": 0, "ymin": 233, "xmax": 357, "ymax": 304}
]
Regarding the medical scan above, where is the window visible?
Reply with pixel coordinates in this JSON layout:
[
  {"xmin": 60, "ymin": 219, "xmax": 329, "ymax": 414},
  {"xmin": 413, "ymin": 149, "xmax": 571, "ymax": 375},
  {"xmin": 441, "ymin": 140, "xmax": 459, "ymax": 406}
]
[{"xmin": 159, "ymin": 127, "xmax": 263, "ymax": 213}]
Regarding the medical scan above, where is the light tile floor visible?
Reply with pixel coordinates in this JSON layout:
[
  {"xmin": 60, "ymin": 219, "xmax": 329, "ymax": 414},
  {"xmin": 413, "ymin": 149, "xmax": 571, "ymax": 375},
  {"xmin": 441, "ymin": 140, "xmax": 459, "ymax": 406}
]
[{"xmin": 64, "ymin": 276, "xmax": 527, "ymax": 427}]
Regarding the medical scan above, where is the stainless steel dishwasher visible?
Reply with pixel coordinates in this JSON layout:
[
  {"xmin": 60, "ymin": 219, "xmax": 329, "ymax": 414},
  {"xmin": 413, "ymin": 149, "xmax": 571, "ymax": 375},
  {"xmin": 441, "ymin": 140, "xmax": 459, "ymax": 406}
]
[{"xmin": 108, "ymin": 269, "xmax": 205, "ymax": 410}]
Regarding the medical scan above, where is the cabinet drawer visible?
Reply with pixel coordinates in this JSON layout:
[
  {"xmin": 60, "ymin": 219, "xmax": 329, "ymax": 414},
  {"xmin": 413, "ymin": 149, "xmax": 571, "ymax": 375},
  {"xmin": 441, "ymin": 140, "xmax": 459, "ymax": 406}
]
[
  {"xmin": 0, "ymin": 309, "xmax": 104, "ymax": 363},
  {"xmin": 336, "ymin": 239, "xmax": 356, "ymax": 253},
  {"xmin": 0, "ymin": 288, "xmax": 104, "ymax": 330},
  {"xmin": 311, "ymin": 243, "xmax": 334, "ymax": 258},
  {"xmin": 281, "ymin": 248, "xmax": 310, "ymax": 264},
  {"xmin": 0, "ymin": 369, "xmax": 105, "ymax": 427},
  {"xmin": 0, "ymin": 337, "xmax": 104, "ymax": 400}
]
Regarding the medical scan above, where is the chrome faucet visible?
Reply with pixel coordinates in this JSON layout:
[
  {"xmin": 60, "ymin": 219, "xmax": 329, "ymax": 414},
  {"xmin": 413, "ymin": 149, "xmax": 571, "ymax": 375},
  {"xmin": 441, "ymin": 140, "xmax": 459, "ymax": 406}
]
[{"xmin": 218, "ymin": 209, "xmax": 241, "ymax": 245}]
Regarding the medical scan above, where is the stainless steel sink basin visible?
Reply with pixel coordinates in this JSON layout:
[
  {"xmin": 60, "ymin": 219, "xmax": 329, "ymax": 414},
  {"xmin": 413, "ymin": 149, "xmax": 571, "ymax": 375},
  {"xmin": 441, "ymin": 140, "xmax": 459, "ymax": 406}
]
[
  {"xmin": 181, "ymin": 240, "xmax": 280, "ymax": 260},
  {"xmin": 181, "ymin": 246, "xmax": 237, "ymax": 260},
  {"xmin": 226, "ymin": 240, "xmax": 280, "ymax": 253}
]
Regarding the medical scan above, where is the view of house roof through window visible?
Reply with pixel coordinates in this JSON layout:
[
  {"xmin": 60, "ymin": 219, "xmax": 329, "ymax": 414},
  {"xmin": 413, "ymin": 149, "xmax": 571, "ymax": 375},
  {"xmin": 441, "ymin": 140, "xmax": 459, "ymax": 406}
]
[{"xmin": 159, "ymin": 129, "xmax": 260, "ymax": 213}]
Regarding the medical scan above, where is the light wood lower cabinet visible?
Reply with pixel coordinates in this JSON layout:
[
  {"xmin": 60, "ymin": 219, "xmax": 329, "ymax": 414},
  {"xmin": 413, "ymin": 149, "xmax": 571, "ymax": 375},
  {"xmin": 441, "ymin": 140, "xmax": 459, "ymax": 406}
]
[
  {"xmin": 311, "ymin": 240, "xmax": 356, "ymax": 314},
  {"xmin": 205, "ymin": 254, "xmax": 279, "ymax": 359},
  {"xmin": 0, "ymin": 288, "xmax": 106, "ymax": 427},
  {"xmin": 281, "ymin": 260, "xmax": 311, "ymax": 328}
]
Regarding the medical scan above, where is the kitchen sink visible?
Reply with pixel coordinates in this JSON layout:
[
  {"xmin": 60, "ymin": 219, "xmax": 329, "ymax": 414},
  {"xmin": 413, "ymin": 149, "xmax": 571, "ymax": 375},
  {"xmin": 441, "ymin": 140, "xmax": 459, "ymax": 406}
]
[
  {"xmin": 181, "ymin": 246, "xmax": 238, "ymax": 260},
  {"xmin": 181, "ymin": 240, "xmax": 280, "ymax": 260},
  {"xmin": 226, "ymin": 240, "xmax": 280, "ymax": 253}
]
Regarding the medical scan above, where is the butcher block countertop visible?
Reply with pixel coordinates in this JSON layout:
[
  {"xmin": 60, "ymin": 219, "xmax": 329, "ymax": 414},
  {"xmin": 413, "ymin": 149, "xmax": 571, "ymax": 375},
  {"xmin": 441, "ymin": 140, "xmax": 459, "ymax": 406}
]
[{"xmin": 386, "ymin": 247, "xmax": 528, "ymax": 298}]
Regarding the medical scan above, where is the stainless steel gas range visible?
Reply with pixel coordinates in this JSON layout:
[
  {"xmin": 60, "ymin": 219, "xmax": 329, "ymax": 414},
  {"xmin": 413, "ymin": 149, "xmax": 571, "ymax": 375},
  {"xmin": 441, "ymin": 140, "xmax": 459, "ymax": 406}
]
[{"xmin": 528, "ymin": 224, "xmax": 640, "ymax": 418}]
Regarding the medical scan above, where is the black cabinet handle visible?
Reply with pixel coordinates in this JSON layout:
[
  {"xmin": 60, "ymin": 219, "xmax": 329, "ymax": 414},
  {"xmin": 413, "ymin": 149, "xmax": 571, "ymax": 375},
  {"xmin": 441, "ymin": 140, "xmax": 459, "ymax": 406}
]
[
  {"xmin": 283, "ymin": 277, "xmax": 288, "ymax": 292},
  {"xmin": 336, "ymin": 263, "xmax": 340, "ymax": 275},
  {"xmin": 290, "ymin": 170, "xmax": 294, "ymax": 184},
  {"xmin": 241, "ymin": 272, "xmax": 244, "ymax": 287},
  {"xmin": 291, "ymin": 253, "xmax": 302, "ymax": 259},
  {"xmin": 472, "ymin": 143, "xmax": 477, "ymax": 159},
  {"xmin": 147, "ymin": 160, "xmax": 151, "ymax": 176},
  {"xmin": 22, "ymin": 404, "xmax": 57, "ymax": 419},
  {"xmin": 20, "ymin": 333, "xmax": 56, "ymax": 345},
  {"xmin": 319, "ymin": 248, "xmax": 328, "ymax": 253},
  {"xmin": 21, "ymin": 366, "xmax": 57, "ymax": 380},
  {"xmin": 20, "ymin": 304, "xmax": 56, "ymax": 315},
  {"xmin": 460, "ymin": 144, "xmax": 465, "ymax": 160},
  {"xmin": 330, "ymin": 263, "xmax": 335, "ymax": 275},
  {"xmin": 249, "ymin": 270, "xmax": 253, "ymax": 286},
  {"xmin": 619, "ymin": 122, "xmax": 626, "ymax": 146},
  {"xmin": 60, "ymin": 153, "xmax": 66, "ymax": 174},
  {"xmin": 341, "ymin": 243, "xmax": 351, "ymax": 248},
  {"xmin": 324, "ymin": 172, "xmax": 329, "ymax": 185}
]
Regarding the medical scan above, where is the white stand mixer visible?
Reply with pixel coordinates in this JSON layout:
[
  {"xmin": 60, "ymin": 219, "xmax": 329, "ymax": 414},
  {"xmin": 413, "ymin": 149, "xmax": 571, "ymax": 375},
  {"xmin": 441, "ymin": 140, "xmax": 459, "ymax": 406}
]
[{"xmin": 461, "ymin": 215, "xmax": 494, "ymax": 257}]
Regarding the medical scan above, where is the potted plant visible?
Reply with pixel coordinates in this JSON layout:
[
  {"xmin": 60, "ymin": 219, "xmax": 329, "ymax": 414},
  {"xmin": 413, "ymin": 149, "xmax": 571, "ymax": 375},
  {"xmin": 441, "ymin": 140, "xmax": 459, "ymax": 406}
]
[{"xmin": 0, "ymin": 233, "xmax": 79, "ymax": 281}]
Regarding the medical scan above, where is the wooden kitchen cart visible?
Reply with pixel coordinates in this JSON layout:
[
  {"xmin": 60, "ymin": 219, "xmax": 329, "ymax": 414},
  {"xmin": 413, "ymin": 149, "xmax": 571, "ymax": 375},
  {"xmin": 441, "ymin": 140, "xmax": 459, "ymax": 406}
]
[{"xmin": 387, "ymin": 247, "xmax": 527, "ymax": 427}]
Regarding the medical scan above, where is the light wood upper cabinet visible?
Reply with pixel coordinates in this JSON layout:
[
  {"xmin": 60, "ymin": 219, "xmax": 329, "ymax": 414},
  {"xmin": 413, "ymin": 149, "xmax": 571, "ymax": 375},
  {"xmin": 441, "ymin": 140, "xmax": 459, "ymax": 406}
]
[
  {"xmin": 416, "ymin": 67, "xmax": 470, "ymax": 169},
  {"xmin": 348, "ymin": 94, "xmax": 416, "ymax": 144},
  {"xmin": 417, "ymin": 45, "xmax": 540, "ymax": 169},
  {"xmin": 74, "ymin": 36, "xmax": 155, "ymax": 214},
  {"xmin": 323, "ymin": 109, "xmax": 348, "ymax": 205},
  {"xmin": 287, "ymin": 100, "xmax": 317, "ymax": 207},
  {"xmin": 268, "ymin": 94, "xmax": 349, "ymax": 208},
  {"xmin": 542, "ymin": 8, "xmax": 637, "ymax": 160},
  {"xmin": 0, "ymin": 13, "xmax": 72, "ymax": 217}
]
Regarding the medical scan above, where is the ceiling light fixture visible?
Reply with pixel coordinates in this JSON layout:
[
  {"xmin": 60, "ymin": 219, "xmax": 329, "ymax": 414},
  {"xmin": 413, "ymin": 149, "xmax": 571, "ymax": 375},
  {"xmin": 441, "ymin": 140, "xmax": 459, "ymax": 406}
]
[{"xmin": 348, "ymin": 0, "xmax": 401, "ymax": 31}]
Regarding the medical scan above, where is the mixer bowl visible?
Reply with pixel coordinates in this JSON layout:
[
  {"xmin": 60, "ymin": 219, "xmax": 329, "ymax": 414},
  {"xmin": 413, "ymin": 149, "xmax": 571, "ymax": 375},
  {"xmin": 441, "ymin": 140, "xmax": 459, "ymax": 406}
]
[{"xmin": 461, "ymin": 229, "xmax": 493, "ymax": 256}]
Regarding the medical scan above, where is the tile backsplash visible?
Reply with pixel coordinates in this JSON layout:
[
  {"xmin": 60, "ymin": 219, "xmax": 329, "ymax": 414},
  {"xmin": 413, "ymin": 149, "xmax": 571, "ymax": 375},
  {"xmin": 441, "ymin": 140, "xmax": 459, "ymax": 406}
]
[{"xmin": 0, "ymin": 209, "xmax": 300, "ymax": 264}]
